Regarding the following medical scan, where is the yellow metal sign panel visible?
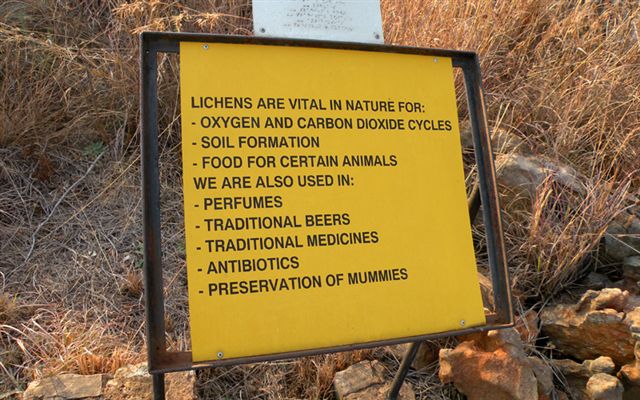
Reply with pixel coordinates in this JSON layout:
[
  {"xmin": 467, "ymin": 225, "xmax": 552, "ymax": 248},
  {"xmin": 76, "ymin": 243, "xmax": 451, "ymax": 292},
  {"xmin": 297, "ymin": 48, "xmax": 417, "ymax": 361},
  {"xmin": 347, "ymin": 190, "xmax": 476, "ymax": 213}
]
[{"xmin": 179, "ymin": 42, "xmax": 485, "ymax": 362}]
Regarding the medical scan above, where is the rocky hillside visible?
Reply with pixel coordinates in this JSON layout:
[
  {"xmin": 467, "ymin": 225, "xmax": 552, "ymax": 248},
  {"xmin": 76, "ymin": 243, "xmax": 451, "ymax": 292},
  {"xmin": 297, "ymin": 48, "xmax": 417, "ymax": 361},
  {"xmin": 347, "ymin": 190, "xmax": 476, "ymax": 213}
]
[{"xmin": 1, "ymin": 1, "xmax": 639, "ymax": 399}]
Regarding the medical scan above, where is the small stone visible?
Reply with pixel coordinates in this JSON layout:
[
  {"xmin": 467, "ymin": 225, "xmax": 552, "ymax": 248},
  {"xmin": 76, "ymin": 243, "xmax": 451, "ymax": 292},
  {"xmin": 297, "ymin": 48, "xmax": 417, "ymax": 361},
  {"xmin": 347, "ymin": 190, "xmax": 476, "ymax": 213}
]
[
  {"xmin": 23, "ymin": 374, "xmax": 106, "ymax": 400},
  {"xmin": 477, "ymin": 272, "xmax": 495, "ymax": 310},
  {"xmin": 583, "ymin": 272, "xmax": 615, "ymax": 290},
  {"xmin": 333, "ymin": 361, "xmax": 385, "ymax": 398},
  {"xmin": 386, "ymin": 344, "xmax": 407, "ymax": 361},
  {"xmin": 618, "ymin": 341, "xmax": 640, "ymax": 392},
  {"xmin": 586, "ymin": 373, "xmax": 623, "ymax": 400},
  {"xmin": 626, "ymin": 308, "xmax": 640, "ymax": 337},
  {"xmin": 386, "ymin": 342, "xmax": 440, "ymax": 370},
  {"xmin": 412, "ymin": 341, "xmax": 439, "ymax": 370},
  {"xmin": 103, "ymin": 363, "xmax": 196, "ymax": 400},
  {"xmin": 551, "ymin": 356, "xmax": 616, "ymax": 400},
  {"xmin": 527, "ymin": 357, "xmax": 554, "ymax": 397},
  {"xmin": 515, "ymin": 309, "xmax": 540, "ymax": 345},
  {"xmin": 552, "ymin": 358, "xmax": 589, "ymax": 376},
  {"xmin": 619, "ymin": 362, "xmax": 640, "ymax": 386},
  {"xmin": 344, "ymin": 381, "xmax": 415, "ymax": 400},
  {"xmin": 623, "ymin": 256, "xmax": 640, "ymax": 286},
  {"xmin": 551, "ymin": 356, "xmax": 615, "ymax": 377},
  {"xmin": 585, "ymin": 357, "xmax": 617, "ymax": 376},
  {"xmin": 333, "ymin": 361, "xmax": 414, "ymax": 400},
  {"xmin": 576, "ymin": 288, "xmax": 629, "ymax": 312},
  {"xmin": 604, "ymin": 211, "xmax": 640, "ymax": 262}
]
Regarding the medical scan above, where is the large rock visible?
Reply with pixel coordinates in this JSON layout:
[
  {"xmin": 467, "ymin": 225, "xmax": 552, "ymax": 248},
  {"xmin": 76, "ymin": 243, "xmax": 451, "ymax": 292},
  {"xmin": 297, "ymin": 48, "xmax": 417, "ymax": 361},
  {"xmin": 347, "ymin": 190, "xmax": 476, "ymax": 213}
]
[
  {"xmin": 23, "ymin": 374, "xmax": 107, "ymax": 399},
  {"xmin": 586, "ymin": 373, "xmax": 623, "ymax": 400},
  {"xmin": 439, "ymin": 329, "xmax": 552, "ymax": 400},
  {"xmin": 333, "ymin": 360, "xmax": 414, "ymax": 400},
  {"xmin": 103, "ymin": 363, "xmax": 196, "ymax": 400},
  {"xmin": 541, "ymin": 288, "xmax": 640, "ymax": 365}
]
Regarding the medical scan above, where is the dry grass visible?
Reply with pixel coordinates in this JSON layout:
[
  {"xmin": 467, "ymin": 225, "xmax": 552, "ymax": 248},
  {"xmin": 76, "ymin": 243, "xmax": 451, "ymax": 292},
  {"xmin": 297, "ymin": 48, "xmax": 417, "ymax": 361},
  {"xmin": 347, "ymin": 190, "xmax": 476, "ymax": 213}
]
[
  {"xmin": 1, "ymin": 0, "xmax": 639, "ymax": 398},
  {"xmin": 503, "ymin": 173, "xmax": 630, "ymax": 300},
  {"xmin": 387, "ymin": 0, "xmax": 640, "ymax": 303}
]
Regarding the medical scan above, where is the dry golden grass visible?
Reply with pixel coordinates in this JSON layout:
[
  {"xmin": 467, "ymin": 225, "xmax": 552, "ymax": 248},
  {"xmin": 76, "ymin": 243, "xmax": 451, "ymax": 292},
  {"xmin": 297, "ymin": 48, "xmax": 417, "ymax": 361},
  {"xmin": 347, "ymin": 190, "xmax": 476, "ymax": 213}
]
[
  {"xmin": 1, "ymin": 0, "xmax": 639, "ymax": 398},
  {"xmin": 501, "ymin": 172, "xmax": 630, "ymax": 299}
]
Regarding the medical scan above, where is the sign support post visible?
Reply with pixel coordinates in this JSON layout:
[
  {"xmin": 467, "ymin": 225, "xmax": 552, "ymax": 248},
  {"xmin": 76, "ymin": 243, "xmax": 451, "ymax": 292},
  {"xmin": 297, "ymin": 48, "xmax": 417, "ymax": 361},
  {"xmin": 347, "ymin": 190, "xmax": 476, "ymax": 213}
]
[
  {"xmin": 140, "ymin": 33, "xmax": 168, "ymax": 400},
  {"xmin": 139, "ymin": 32, "xmax": 513, "ymax": 400}
]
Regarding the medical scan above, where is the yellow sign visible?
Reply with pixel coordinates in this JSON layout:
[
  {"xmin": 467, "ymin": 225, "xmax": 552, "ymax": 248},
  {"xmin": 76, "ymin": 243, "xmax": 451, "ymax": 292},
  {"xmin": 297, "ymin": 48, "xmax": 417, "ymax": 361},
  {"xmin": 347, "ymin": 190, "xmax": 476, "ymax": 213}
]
[{"xmin": 179, "ymin": 42, "xmax": 485, "ymax": 362}]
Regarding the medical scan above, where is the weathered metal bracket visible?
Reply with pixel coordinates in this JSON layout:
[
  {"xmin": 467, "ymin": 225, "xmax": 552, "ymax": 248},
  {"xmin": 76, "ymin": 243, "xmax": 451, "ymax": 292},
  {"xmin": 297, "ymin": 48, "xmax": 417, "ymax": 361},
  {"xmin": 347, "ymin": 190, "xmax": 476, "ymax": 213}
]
[{"xmin": 140, "ymin": 31, "xmax": 513, "ymax": 400}]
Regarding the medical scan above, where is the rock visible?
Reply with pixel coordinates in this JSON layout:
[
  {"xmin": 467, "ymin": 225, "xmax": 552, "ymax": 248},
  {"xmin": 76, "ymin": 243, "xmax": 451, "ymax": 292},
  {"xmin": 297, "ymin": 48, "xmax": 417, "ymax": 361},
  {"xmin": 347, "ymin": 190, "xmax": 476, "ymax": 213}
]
[
  {"xmin": 515, "ymin": 309, "xmax": 540, "ymax": 345},
  {"xmin": 623, "ymin": 256, "xmax": 640, "ymax": 290},
  {"xmin": 334, "ymin": 361, "xmax": 385, "ymax": 397},
  {"xmin": 583, "ymin": 272, "xmax": 615, "ymax": 290},
  {"xmin": 527, "ymin": 357, "xmax": 554, "ymax": 398},
  {"xmin": 551, "ymin": 356, "xmax": 615, "ymax": 378},
  {"xmin": 620, "ymin": 359, "xmax": 640, "ymax": 386},
  {"xmin": 333, "ymin": 360, "xmax": 414, "ymax": 400},
  {"xmin": 23, "ymin": 374, "xmax": 107, "ymax": 399},
  {"xmin": 496, "ymin": 154, "xmax": 584, "ymax": 202},
  {"xmin": 585, "ymin": 357, "xmax": 617, "ymax": 375},
  {"xmin": 541, "ymin": 288, "xmax": 639, "ymax": 365},
  {"xmin": 103, "ymin": 363, "xmax": 196, "ymax": 400},
  {"xmin": 620, "ymin": 362, "xmax": 640, "ymax": 386},
  {"xmin": 552, "ymin": 359, "xmax": 588, "ymax": 400},
  {"xmin": 341, "ymin": 382, "xmax": 415, "ymax": 400},
  {"xmin": 386, "ymin": 341, "xmax": 440, "ymax": 370},
  {"xmin": 576, "ymin": 288, "xmax": 629, "ymax": 312},
  {"xmin": 386, "ymin": 344, "xmax": 407, "ymax": 361},
  {"xmin": 412, "ymin": 341, "xmax": 441, "ymax": 369},
  {"xmin": 619, "ymin": 342, "xmax": 640, "ymax": 400},
  {"xmin": 477, "ymin": 271, "xmax": 495, "ymax": 310},
  {"xmin": 586, "ymin": 373, "xmax": 623, "ymax": 400},
  {"xmin": 22, "ymin": 363, "xmax": 196, "ymax": 400},
  {"xmin": 623, "ymin": 257, "xmax": 640, "ymax": 280},
  {"xmin": 550, "ymin": 356, "xmax": 616, "ymax": 400},
  {"xmin": 439, "ymin": 328, "xmax": 551, "ymax": 400},
  {"xmin": 626, "ymin": 308, "xmax": 640, "ymax": 341},
  {"xmin": 604, "ymin": 210, "xmax": 640, "ymax": 261}
]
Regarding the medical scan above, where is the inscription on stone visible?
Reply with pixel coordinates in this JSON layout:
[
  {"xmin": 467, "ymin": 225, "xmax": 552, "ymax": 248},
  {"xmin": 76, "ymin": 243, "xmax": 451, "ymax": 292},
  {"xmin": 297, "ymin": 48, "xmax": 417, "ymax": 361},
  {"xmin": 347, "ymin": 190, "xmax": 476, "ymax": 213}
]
[{"xmin": 253, "ymin": 0, "xmax": 384, "ymax": 43}]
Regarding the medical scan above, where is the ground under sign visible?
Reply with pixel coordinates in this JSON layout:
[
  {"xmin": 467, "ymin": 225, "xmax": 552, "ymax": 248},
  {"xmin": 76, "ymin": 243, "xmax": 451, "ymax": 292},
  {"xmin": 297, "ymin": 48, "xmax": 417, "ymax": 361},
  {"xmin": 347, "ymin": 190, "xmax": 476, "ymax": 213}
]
[{"xmin": 179, "ymin": 42, "xmax": 486, "ymax": 362}]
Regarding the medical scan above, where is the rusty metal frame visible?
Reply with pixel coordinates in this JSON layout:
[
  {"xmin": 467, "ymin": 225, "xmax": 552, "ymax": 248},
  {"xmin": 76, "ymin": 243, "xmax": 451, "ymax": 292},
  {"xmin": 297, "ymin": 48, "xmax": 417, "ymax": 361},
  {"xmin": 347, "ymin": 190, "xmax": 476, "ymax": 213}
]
[{"xmin": 140, "ymin": 31, "xmax": 513, "ymax": 400}]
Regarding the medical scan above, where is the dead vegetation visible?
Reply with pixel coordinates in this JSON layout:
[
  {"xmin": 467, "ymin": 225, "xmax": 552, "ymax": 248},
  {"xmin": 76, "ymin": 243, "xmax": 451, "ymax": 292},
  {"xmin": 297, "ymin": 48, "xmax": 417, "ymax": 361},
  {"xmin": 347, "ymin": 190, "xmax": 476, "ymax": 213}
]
[{"xmin": 1, "ymin": 0, "xmax": 639, "ymax": 398}]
